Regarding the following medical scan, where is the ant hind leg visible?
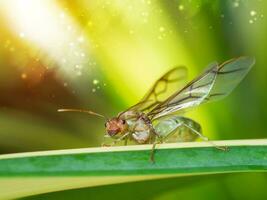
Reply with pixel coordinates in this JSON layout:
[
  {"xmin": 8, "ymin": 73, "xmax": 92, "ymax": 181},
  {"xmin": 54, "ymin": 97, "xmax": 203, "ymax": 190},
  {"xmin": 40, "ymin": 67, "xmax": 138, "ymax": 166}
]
[{"xmin": 182, "ymin": 123, "xmax": 228, "ymax": 151}]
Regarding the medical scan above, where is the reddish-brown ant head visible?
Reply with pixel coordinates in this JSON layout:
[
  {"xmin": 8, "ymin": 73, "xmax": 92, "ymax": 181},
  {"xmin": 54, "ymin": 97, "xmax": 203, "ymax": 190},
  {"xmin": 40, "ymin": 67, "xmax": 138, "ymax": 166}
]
[{"xmin": 105, "ymin": 118, "xmax": 128, "ymax": 137}]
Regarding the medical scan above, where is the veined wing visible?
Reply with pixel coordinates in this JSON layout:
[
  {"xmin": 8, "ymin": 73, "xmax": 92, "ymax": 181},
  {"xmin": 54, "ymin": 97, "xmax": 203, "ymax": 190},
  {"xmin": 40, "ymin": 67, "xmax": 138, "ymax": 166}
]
[
  {"xmin": 118, "ymin": 66, "xmax": 187, "ymax": 116},
  {"xmin": 148, "ymin": 57, "xmax": 255, "ymax": 119}
]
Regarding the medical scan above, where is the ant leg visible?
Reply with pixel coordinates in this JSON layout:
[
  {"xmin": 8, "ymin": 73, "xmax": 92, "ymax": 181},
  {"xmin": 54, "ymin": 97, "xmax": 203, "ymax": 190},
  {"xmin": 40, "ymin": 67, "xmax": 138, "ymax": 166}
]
[
  {"xmin": 150, "ymin": 137, "xmax": 163, "ymax": 163},
  {"xmin": 102, "ymin": 132, "xmax": 131, "ymax": 147},
  {"xmin": 149, "ymin": 127, "xmax": 162, "ymax": 163},
  {"xmin": 149, "ymin": 124, "xmax": 183, "ymax": 163},
  {"xmin": 182, "ymin": 123, "xmax": 228, "ymax": 151},
  {"xmin": 150, "ymin": 141, "xmax": 157, "ymax": 163},
  {"xmin": 124, "ymin": 136, "xmax": 129, "ymax": 146}
]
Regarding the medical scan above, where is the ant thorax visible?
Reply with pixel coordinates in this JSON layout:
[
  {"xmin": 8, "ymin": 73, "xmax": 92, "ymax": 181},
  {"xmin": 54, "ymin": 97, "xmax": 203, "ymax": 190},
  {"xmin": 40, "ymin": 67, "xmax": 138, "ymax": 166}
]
[{"xmin": 119, "ymin": 110, "xmax": 152, "ymax": 144}]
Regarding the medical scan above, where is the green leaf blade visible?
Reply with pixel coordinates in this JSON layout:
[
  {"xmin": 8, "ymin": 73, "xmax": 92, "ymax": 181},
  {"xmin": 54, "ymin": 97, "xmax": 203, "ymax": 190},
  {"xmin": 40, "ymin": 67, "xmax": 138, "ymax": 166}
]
[{"xmin": 0, "ymin": 139, "xmax": 266, "ymax": 199}]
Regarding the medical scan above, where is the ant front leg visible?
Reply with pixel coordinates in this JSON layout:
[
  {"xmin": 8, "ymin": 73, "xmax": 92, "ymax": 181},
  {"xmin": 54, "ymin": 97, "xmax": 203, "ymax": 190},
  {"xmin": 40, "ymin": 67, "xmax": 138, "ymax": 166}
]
[{"xmin": 102, "ymin": 132, "xmax": 131, "ymax": 147}]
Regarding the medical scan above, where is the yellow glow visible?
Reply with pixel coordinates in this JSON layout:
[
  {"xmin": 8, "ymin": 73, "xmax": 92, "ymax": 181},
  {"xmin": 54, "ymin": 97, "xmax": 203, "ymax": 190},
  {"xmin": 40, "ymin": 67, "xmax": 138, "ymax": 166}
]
[
  {"xmin": 0, "ymin": 0, "xmax": 89, "ymax": 77},
  {"xmin": 0, "ymin": 0, "xmax": 217, "ymax": 137},
  {"xmin": 81, "ymin": 0, "xmax": 194, "ymax": 103}
]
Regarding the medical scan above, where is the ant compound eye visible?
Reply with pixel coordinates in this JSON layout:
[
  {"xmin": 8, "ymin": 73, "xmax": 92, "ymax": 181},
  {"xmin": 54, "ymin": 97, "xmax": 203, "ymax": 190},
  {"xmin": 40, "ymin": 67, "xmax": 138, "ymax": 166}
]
[{"xmin": 122, "ymin": 120, "xmax": 126, "ymax": 124}]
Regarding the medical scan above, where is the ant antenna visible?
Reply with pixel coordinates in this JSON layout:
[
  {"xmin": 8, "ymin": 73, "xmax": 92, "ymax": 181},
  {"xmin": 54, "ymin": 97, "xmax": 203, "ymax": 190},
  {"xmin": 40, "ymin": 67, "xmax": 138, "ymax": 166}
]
[{"xmin": 58, "ymin": 108, "xmax": 107, "ymax": 120}]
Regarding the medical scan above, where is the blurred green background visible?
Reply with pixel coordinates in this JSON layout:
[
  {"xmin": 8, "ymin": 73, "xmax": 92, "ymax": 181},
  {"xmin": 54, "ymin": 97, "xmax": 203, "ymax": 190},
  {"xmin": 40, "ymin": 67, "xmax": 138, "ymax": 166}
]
[{"xmin": 0, "ymin": 0, "xmax": 266, "ymax": 199}]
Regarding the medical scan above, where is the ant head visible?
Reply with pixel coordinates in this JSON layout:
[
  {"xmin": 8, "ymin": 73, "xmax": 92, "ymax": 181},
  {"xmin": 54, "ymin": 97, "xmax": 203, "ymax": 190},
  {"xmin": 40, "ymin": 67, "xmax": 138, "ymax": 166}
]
[
  {"xmin": 105, "ymin": 117, "xmax": 128, "ymax": 137},
  {"xmin": 57, "ymin": 108, "xmax": 128, "ymax": 138}
]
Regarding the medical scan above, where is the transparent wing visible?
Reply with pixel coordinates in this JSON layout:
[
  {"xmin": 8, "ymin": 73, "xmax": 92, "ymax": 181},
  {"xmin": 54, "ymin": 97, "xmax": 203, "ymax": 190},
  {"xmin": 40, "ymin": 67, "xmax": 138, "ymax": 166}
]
[
  {"xmin": 119, "ymin": 66, "xmax": 187, "ymax": 115},
  {"xmin": 149, "ymin": 57, "xmax": 255, "ymax": 119}
]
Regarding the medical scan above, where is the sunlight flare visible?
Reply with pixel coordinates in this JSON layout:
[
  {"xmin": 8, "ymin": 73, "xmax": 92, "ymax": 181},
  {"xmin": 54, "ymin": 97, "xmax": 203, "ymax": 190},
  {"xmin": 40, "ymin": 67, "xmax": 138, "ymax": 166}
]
[{"xmin": 0, "ymin": 0, "xmax": 90, "ymax": 77}]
